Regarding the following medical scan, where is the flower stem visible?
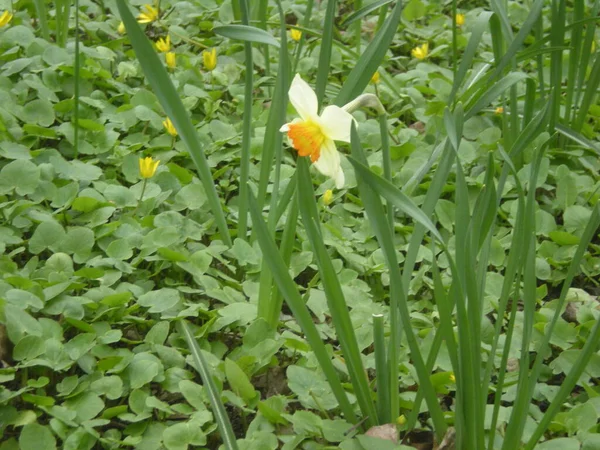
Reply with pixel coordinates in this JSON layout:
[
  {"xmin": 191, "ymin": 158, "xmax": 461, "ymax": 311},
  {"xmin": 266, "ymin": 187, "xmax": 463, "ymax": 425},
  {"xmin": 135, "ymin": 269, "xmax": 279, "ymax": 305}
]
[{"xmin": 134, "ymin": 178, "xmax": 148, "ymax": 215}]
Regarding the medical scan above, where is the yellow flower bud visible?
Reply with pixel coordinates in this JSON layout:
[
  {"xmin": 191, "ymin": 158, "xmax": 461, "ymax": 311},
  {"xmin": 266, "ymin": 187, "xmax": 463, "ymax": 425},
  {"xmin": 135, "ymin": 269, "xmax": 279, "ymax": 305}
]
[
  {"xmin": 137, "ymin": 4, "xmax": 159, "ymax": 24},
  {"xmin": 323, "ymin": 189, "xmax": 333, "ymax": 205},
  {"xmin": 370, "ymin": 71, "xmax": 380, "ymax": 84},
  {"xmin": 290, "ymin": 28, "xmax": 302, "ymax": 42},
  {"xmin": 495, "ymin": 106, "xmax": 504, "ymax": 115},
  {"xmin": 139, "ymin": 156, "xmax": 160, "ymax": 179},
  {"xmin": 165, "ymin": 52, "xmax": 176, "ymax": 69},
  {"xmin": 203, "ymin": 48, "xmax": 217, "ymax": 71},
  {"xmin": 449, "ymin": 373, "xmax": 456, "ymax": 383},
  {"xmin": 155, "ymin": 35, "xmax": 171, "ymax": 53},
  {"xmin": 117, "ymin": 21, "xmax": 125, "ymax": 34},
  {"xmin": 0, "ymin": 10, "xmax": 13, "ymax": 27},
  {"xmin": 411, "ymin": 43, "xmax": 429, "ymax": 60},
  {"xmin": 455, "ymin": 13, "xmax": 465, "ymax": 27},
  {"xmin": 163, "ymin": 117, "xmax": 177, "ymax": 136},
  {"xmin": 397, "ymin": 415, "xmax": 407, "ymax": 425}
]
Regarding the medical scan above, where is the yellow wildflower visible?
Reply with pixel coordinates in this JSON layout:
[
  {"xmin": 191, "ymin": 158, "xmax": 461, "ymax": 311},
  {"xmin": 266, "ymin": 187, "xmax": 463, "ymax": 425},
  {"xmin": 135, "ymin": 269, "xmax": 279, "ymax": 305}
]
[
  {"xmin": 137, "ymin": 4, "xmax": 159, "ymax": 24},
  {"xmin": 156, "ymin": 35, "xmax": 170, "ymax": 53},
  {"xmin": 323, "ymin": 189, "xmax": 333, "ymax": 205},
  {"xmin": 117, "ymin": 21, "xmax": 125, "ymax": 34},
  {"xmin": 397, "ymin": 415, "xmax": 407, "ymax": 425},
  {"xmin": 449, "ymin": 373, "xmax": 456, "ymax": 383},
  {"xmin": 411, "ymin": 43, "xmax": 429, "ymax": 60},
  {"xmin": 495, "ymin": 106, "xmax": 504, "ymax": 115},
  {"xmin": 0, "ymin": 10, "xmax": 13, "ymax": 27},
  {"xmin": 203, "ymin": 48, "xmax": 217, "ymax": 71},
  {"xmin": 370, "ymin": 71, "xmax": 380, "ymax": 84},
  {"xmin": 290, "ymin": 28, "xmax": 302, "ymax": 42},
  {"xmin": 163, "ymin": 117, "xmax": 177, "ymax": 137},
  {"xmin": 165, "ymin": 52, "xmax": 176, "ymax": 69},
  {"xmin": 456, "ymin": 13, "xmax": 465, "ymax": 27},
  {"xmin": 139, "ymin": 157, "xmax": 160, "ymax": 178}
]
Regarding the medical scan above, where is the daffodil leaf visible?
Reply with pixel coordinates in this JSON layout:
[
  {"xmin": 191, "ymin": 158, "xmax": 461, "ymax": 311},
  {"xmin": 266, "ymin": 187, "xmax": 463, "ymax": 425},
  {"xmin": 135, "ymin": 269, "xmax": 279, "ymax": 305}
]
[
  {"xmin": 334, "ymin": 0, "xmax": 402, "ymax": 106},
  {"xmin": 342, "ymin": 0, "xmax": 395, "ymax": 26},
  {"xmin": 346, "ymin": 156, "xmax": 444, "ymax": 244},
  {"xmin": 213, "ymin": 25, "xmax": 280, "ymax": 48}
]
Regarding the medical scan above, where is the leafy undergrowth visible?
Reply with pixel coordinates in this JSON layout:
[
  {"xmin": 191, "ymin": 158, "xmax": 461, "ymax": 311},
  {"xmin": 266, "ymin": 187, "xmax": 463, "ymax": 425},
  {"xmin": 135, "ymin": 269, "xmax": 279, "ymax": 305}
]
[{"xmin": 1, "ymin": 1, "xmax": 600, "ymax": 449}]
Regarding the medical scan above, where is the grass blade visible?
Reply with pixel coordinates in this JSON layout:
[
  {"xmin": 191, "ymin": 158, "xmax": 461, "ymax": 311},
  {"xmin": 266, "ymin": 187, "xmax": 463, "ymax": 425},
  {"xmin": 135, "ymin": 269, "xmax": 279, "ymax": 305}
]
[
  {"xmin": 350, "ymin": 124, "xmax": 447, "ymax": 439},
  {"xmin": 296, "ymin": 158, "xmax": 378, "ymax": 426},
  {"xmin": 177, "ymin": 320, "xmax": 239, "ymax": 450},
  {"xmin": 213, "ymin": 25, "xmax": 280, "ymax": 47},
  {"xmin": 117, "ymin": 0, "xmax": 231, "ymax": 247},
  {"xmin": 248, "ymin": 191, "xmax": 358, "ymax": 423},
  {"xmin": 334, "ymin": 0, "xmax": 402, "ymax": 106},
  {"xmin": 346, "ymin": 156, "xmax": 444, "ymax": 243},
  {"xmin": 342, "ymin": 0, "xmax": 394, "ymax": 26},
  {"xmin": 315, "ymin": 0, "xmax": 338, "ymax": 105},
  {"xmin": 237, "ymin": 0, "xmax": 254, "ymax": 239}
]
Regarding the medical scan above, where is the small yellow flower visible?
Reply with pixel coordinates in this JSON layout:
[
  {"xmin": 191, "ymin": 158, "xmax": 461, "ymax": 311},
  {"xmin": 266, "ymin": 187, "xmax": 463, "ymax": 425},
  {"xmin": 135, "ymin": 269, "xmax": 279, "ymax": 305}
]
[
  {"xmin": 203, "ymin": 48, "xmax": 217, "ymax": 71},
  {"xmin": 139, "ymin": 156, "xmax": 160, "ymax": 179},
  {"xmin": 163, "ymin": 117, "xmax": 177, "ymax": 137},
  {"xmin": 495, "ymin": 106, "xmax": 504, "ymax": 115},
  {"xmin": 411, "ymin": 43, "xmax": 429, "ymax": 60},
  {"xmin": 0, "ymin": 10, "xmax": 13, "ymax": 27},
  {"xmin": 156, "ymin": 35, "xmax": 170, "ymax": 53},
  {"xmin": 455, "ymin": 13, "xmax": 465, "ymax": 27},
  {"xmin": 370, "ymin": 71, "xmax": 380, "ymax": 84},
  {"xmin": 137, "ymin": 4, "xmax": 159, "ymax": 24},
  {"xmin": 397, "ymin": 415, "xmax": 407, "ymax": 426},
  {"xmin": 449, "ymin": 373, "xmax": 456, "ymax": 383},
  {"xmin": 290, "ymin": 28, "xmax": 302, "ymax": 42},
  {"xmin": 165, "ymin": 52, "xmax": 176, "ymax": 69},
  {"xmin": 323, "ymin": 189, "xmax": 333, "ymax": 205},
  {"xmin": 117, "ymin": 21, "xmax": 125, "ymax": 34}
]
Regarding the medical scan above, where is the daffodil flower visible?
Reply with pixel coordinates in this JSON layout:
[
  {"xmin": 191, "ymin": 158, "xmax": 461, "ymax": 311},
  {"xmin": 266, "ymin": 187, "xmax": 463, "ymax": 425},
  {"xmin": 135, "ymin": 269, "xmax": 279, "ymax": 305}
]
[
  {"xmin": 280, "ymin": 74, "xmax": 355, "ymax": 189},
  {"xmin": 156, "ymin": 35, "xmax": 170, "ymax": 53},
  {"xmin": 137, "ymin": 4, "xmax": 159, "ymax": 24},
  {"xmin": 411, "ymin": 43, "xmax": 429, "ymax": 60},
  {"xmin": 0, "ymin": 11, "xmax": 12, "ymax": 28}
]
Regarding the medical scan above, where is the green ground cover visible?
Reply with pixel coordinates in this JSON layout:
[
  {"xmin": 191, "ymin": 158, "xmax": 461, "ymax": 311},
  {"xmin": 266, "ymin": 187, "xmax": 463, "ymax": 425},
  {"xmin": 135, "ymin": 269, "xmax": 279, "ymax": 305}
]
[{"xmin": 0, "ymin": 0, "xmax": 599, "ymax": 449}]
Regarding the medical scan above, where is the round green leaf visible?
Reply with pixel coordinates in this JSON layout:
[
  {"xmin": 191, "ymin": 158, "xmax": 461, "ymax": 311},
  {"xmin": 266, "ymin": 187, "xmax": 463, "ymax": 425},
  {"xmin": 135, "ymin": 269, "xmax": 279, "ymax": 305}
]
[{"xmin": 19, "ymin": 423, "xmax": 56, "ymax": 450}]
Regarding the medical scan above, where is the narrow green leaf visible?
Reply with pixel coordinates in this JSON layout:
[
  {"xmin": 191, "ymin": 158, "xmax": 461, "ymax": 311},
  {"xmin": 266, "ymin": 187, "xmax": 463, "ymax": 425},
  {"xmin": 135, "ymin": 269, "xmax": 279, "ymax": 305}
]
[
  {"xmin": 248, "ymin": 192, "xmax": 357, "ymax": 423},
  {"xmin": 213, "ymin": 25, "xmax": 280, "ymax": 47},
  {"xmin": 334, "ymin": 0, "xmax": 402, "ymax": 106},
  {"xmin": 346, "ymin": 156, "xmax": 444, "ymax": 243},
  {"xmin": 296, "ymin": 158, "xmax": 377, "ymax": 426},
  {"xmin": 177, "ymin": 320, "xmax": 239, "ymax": 450},
  {"xmin": 342, "ymin": 0, "xmax": 394, "ymax": 26}
]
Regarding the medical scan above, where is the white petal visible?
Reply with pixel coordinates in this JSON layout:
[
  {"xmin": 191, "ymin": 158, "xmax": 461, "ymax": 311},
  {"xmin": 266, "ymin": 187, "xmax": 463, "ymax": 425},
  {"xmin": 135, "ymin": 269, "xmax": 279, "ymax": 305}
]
[
  {"xmin": 280, "ymin": 123, "xmax": 290, "ymax": 132},
  {"xmin": 319, "ymin": 105, "xmax": 355, "ymax": 143},
  {"xmin": 313, "ymin": 140, "xmax": 344, "ymax": 188},
  {"xmin": 289, "ymin": 74, "xmax": 319, "ymax": 121}
]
